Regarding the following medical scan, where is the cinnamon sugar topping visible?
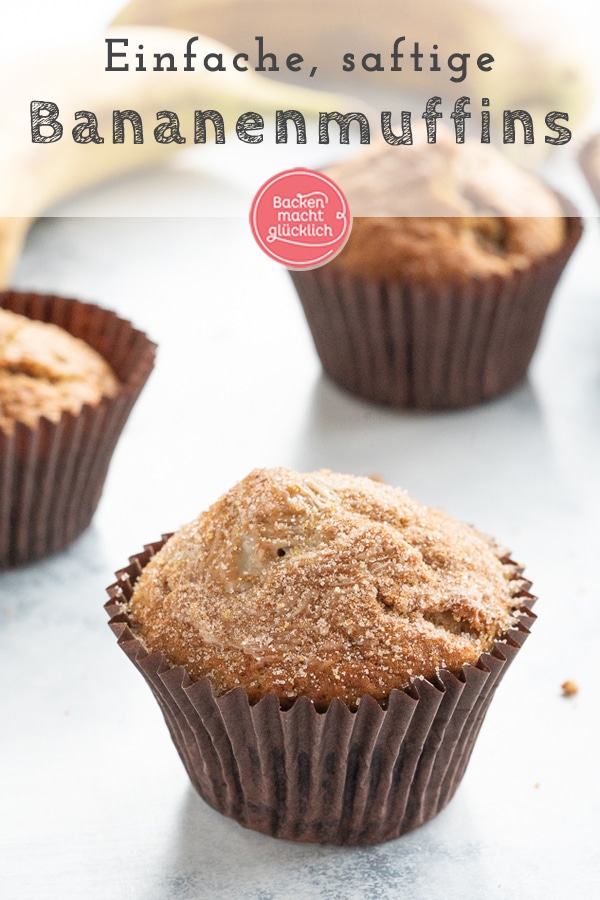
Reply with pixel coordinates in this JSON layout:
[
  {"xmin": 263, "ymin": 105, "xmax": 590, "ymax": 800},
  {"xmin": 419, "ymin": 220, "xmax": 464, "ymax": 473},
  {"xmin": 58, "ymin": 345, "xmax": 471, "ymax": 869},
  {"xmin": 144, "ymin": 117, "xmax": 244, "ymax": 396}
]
[{"xmin": 128, "ymin": 468, "xmax": 526, "ymax": 709}]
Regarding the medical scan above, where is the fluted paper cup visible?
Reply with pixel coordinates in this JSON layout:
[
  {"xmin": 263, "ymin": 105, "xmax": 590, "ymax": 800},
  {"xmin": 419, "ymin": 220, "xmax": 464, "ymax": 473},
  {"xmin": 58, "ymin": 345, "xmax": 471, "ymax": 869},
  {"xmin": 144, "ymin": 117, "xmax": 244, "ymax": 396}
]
[
  {"xmin": 106, "ymin": 537, "xmax": 536, "ymax": 845},
  {"xmin": 290, "ymin": 211, "xmax": 582, "ymax": 409},
  {"xmin": 0, "ymin": 291, "xmax": 156, "ymax": 568}
]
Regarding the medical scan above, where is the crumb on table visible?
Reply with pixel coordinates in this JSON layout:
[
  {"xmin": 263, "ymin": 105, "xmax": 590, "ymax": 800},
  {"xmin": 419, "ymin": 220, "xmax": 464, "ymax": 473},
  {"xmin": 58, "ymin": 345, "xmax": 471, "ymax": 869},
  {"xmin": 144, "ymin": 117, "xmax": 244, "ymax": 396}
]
[{"xmin": 561, "ymin": 679, "xmax": 579, "ymax": 697}]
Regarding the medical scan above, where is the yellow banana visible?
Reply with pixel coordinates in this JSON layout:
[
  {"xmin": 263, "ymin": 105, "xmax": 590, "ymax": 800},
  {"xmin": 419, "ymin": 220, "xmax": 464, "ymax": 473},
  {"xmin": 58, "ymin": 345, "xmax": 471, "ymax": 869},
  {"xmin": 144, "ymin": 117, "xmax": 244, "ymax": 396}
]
[
  {"xmin": 0, "ymin": 25, "xmax": 349, "ymax": 288},
  {"xmin": 113, "ymin": 0, "xmax": 594, "ymax": 129}
]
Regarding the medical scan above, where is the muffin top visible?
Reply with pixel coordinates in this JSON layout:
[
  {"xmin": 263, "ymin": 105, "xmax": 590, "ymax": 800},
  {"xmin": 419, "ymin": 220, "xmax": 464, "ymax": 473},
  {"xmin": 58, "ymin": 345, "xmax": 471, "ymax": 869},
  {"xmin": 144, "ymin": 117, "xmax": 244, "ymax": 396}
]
[
  {"xmin": 0, "ymin": 308, "xmax": 119, "ymax": 434},
  {"xmin": 325, "ymin": 132, "xmax": 566, "ymax": 282},
  {"xmin": 127, "ymin": 468, "xmax": 526, "ymax": 709}
]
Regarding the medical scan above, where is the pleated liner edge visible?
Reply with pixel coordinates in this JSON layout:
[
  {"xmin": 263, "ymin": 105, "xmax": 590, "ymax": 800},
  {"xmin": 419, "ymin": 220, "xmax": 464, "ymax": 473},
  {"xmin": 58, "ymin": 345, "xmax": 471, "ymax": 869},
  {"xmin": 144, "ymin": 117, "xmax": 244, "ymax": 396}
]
[{"xmin": 105, "ymin": 536, "xmax": 536, "ymax": 845}]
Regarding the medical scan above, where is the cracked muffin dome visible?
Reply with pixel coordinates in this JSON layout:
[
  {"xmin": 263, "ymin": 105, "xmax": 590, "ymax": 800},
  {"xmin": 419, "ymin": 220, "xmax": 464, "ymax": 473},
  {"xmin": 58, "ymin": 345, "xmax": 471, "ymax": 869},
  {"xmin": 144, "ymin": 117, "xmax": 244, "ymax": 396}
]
[
  {"xmin": 0, "ymin": 307, "xmax": 119, "ymax": 434},
  {"xmin": 127, "ymin": 467, "xmax": 525, "ymax": 709},
  {"xmin": 324, "ymin": 132, "xmax": 566, "ymax": 283}
]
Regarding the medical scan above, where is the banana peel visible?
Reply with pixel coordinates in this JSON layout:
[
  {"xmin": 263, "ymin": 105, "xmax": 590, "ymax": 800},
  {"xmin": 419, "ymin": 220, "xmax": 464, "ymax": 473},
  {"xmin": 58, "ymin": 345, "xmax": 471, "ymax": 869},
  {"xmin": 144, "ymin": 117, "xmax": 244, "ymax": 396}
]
[
  {"xmin": 0, "ymin": 26, "xmax": 350, "ymax": 288},
  {"xmin": 112, "ymin": 0, "xmax": 595, "ymax": 126},
  {"xmin": 1, "ymin": 4, "xmax": 593, "ymax": 286}
]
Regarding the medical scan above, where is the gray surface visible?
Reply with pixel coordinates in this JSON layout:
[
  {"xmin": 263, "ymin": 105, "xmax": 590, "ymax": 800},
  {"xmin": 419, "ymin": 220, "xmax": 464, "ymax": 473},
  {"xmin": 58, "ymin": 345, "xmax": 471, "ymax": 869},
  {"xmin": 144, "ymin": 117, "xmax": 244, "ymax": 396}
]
[{"xmin": 1, "ymin": 212, "xmax": 600, "ymax": 899}]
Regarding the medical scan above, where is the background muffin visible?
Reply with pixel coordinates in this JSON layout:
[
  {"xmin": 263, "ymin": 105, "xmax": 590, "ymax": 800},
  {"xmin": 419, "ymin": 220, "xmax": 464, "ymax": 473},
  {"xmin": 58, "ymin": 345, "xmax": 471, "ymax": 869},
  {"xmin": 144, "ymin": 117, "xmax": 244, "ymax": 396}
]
[
  {"xmin": 127, "ymin": 468, "xmax": 524, "ymax": 708},
  {"xmin": 0, "ymin": 291, "xmax": 155, "ymax": 568},
  {"xmin": 107, "ymin": 467, "xmax": 536, "ymax": 844},
  {"xmin": 290, "ymin": 133, "xmax": 582, "ymax": 409}
]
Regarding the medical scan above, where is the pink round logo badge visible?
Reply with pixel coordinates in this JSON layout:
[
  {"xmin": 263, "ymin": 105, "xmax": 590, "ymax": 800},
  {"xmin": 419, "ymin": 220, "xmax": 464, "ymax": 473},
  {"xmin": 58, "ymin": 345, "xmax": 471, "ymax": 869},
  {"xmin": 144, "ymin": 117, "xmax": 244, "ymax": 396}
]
[{"xmin": 249, "ymin": 168, "xmax": 351, "ymax": 269}]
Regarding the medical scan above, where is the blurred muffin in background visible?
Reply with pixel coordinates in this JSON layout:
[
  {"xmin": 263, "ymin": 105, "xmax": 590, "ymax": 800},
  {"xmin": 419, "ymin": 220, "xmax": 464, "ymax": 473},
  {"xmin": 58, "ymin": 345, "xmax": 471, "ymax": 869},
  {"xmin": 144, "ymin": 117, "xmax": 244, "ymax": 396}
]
[
  {"xmin": 579, "ymin": 134, "xmax": 600, "ymax": 207},
  {"xmin": 0, "ymin": 307, "xmax": 119, "ymax": 433},
  {"xmin": 290, "ymin": 132, "xmax": 582, "ymax": 409},
  {"xmin": 0, "ymin": 291, "xmax": 155, "ymax": 568}
]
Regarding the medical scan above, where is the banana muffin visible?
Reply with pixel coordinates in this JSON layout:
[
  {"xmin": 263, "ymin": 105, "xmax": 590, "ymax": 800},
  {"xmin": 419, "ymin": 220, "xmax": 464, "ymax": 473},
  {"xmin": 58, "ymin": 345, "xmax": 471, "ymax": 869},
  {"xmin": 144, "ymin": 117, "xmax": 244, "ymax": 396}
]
[
  {"xmin": 290, "ymin": 133, "xmax": 582, "ymax": 409},
  {"xmin": 107, "ymin": 466, "xmax": 535, "ymax": 843},
  {"xmin": 324, "ymin": 134, "xmax": 567, "ymax": 282},
  {"xmin": 125, "ymin": 467, "xmax": 525, "ymax": 709},
  {"xmin": 0, "ymin": 307, "xmax": 119, "ymax": 434}
]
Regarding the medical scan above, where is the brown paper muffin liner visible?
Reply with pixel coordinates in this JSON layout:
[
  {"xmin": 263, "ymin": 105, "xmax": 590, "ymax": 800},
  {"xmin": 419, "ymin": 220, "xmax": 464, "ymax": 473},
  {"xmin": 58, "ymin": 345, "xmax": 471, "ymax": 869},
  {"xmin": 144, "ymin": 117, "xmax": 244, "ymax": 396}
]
[
  {"xmin": 290, "ymin": 212, "xmax": 582, "ymax": 409},
  {"xmin": 0, "ymin": 291, "xmax": 156, "ymax": 568},
  {"xmin": 105, "ymin": 537, "xmax": 536, "ymax": 845}
]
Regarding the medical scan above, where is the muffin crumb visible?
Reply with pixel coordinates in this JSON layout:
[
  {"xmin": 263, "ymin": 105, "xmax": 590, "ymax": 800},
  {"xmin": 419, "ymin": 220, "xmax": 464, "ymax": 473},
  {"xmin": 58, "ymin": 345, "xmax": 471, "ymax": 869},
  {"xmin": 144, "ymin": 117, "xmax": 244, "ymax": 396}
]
[{"xmin": 561, "ymin": 679, "xmax": 579, "ymax": 697}]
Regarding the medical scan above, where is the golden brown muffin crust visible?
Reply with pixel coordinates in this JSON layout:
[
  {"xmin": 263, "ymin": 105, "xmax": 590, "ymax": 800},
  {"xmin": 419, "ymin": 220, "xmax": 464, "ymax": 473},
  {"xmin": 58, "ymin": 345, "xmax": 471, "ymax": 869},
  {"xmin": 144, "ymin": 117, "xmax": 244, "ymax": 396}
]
[
  {"xmin": 325, "ymin": 132, "xmax": 566, "ymax": 282},
  {"xmin": 128, "ymin": 468, "xmax": 526, "ymax": 709},
  {"xmin": 0, "ymin": 308, "xmax": 119, "ymax": 433}
]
